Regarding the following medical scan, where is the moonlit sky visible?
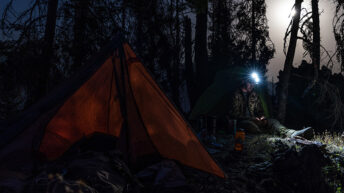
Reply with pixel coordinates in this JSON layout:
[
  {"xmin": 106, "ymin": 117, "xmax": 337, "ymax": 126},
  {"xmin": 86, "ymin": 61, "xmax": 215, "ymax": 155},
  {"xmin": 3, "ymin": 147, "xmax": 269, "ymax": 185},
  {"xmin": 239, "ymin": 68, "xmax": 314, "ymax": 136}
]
[
  {"xmin": 266, "ymin": 0, "xmax": 339, "ymax": 82},
  {"xmin": 0, "ymin": 0, "xmax": 339, "ymax": 82}
]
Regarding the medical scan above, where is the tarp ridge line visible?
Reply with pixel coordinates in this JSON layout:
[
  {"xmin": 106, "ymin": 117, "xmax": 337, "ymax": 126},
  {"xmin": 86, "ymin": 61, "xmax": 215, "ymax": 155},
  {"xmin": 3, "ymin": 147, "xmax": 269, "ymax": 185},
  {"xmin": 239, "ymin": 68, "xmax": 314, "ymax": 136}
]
[{"xmin": 121, "ymin": 44, "xmax": 160, "ymax": 161}]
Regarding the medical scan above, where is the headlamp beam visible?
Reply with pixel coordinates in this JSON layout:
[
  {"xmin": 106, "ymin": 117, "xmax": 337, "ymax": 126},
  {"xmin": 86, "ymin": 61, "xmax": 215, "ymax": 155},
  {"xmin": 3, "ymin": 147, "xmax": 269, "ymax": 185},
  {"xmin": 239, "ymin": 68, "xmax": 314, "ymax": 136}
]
[{"xmin": 250, "ymin": 72, "xmax": 260, "ymax": 84}]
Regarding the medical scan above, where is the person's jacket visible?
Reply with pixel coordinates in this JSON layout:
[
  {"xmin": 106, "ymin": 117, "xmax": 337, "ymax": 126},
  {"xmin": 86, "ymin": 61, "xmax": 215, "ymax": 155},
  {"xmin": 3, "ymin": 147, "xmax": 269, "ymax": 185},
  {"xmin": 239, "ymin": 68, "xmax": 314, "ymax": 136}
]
[{"xmin": 230, "ymin": 89, "xmax": 264, "ymax": 120}]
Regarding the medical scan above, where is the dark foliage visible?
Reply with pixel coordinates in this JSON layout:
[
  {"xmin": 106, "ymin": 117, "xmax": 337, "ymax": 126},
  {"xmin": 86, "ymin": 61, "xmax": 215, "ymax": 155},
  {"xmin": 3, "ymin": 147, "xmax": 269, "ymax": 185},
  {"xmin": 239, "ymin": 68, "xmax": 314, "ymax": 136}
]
[
  {"xmin": 278, "ymin": 60, "xmax": 344, "ymax": 132},
  {"xmin": 0, "ymin": 0, "xmax": 276, "ymax": 119},
  {"xmin": 333, "ymin": 0, "xmax": 344, "ymax": 72}
]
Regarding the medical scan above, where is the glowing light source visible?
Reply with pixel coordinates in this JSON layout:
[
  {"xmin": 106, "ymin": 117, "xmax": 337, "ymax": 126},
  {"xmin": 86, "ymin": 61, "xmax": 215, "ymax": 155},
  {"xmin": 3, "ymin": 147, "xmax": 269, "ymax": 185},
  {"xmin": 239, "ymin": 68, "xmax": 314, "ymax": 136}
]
[
  {"xmin": 250, "ymin": 72, "xmax": 260, "ymax": 84},
  {"xmin": 273, "ymin": 1, "xmax": 296, "ymax": 28}
]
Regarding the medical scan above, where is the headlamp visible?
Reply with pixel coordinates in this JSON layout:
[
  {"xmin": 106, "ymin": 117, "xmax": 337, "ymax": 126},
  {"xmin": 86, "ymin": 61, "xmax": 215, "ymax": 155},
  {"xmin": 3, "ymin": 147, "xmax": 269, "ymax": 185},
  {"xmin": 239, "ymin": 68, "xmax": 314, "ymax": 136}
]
[{"xmin": 250, "ymin": 72, "xmax": 260, "ymax": 84}]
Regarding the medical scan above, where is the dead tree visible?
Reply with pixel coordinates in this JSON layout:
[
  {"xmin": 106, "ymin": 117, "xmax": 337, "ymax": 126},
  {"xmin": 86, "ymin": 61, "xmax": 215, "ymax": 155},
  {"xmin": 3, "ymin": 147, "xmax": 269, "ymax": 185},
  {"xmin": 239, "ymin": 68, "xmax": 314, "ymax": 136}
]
[
  {"xmin": 333, "ymin": 0, "xmax": 344, "ymax": 72},
  {"xmin": 311, "ymin": 0, "xmax": 320, "ymax": 81},
  {"xmin": 277, "ymin": 0, "xmax": 303, "ymax": 123},
  {"xmin": 184, "ymin": 16, "xmax": 196, "ymax": 107}
]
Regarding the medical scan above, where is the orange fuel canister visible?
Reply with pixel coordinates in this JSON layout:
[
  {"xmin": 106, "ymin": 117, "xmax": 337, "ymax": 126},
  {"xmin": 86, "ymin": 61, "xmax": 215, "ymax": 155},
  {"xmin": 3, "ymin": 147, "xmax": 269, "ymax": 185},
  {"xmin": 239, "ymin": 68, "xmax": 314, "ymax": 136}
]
[{"xmin": 234, "ymin": 128, "xmax": 245, "ymax": 151}]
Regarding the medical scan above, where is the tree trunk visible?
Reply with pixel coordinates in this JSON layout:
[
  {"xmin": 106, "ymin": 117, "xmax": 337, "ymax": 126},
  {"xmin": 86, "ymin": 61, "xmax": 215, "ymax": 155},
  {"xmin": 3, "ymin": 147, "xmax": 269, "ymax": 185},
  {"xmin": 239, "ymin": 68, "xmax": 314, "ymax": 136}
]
[
  {"xmin": 341, "ymin": 42, "xmax": 344, "ymax": 72},
  {"xmin": 172, "ymin": 0, "xmax": 181, "ymax": 106},
  {"xmin": 184, "ymin": 16, "xmax": 196, "ymax": 108},
  {"xmin": 195, "ymin": 0, "xmax": 208, "ymax": 96},
  {"xmin": 72, "ymin": 0, "xmax": 88, "ymax": 73},
  {"xmin": 251, "ymin": 0, "xmax": 256, "ymax": 62},
  {"xmin": 311, "ymin": 0, "xmax": 320, "ymax": 81},
  {"xmin": 333, "ymin": 1, "xmax": 344, "ymax": 72},
  {"xmin": 277, "ymin": 0, "xmax": 303, "ymax": 123},
  {"xmin": 122, "ymin": 0, "xmax": 126, "ymax": 33},
  {"xmin": 34, "ymin": 0, "xmax": 58, "ymax": 103}
]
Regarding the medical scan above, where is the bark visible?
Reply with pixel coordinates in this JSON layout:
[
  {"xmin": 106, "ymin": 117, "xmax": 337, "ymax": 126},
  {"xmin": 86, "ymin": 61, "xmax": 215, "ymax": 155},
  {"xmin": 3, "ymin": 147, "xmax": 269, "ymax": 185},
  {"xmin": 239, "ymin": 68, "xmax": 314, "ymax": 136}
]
[
  {"xmin": 311, "ymin": 0, "xmax": 320, "ymax": 81},
  {"xmin": 277, "ymin": 0, "xmax": 303, "ymax": 123},
  {"xmin": 195, "ymin": 0, "xmax": 208, "ymax": 95}
]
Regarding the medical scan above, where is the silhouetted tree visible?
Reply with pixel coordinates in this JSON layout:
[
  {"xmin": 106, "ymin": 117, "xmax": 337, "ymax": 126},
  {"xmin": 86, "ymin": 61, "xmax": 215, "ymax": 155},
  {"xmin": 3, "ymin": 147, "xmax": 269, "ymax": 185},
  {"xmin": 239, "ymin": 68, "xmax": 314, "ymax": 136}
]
[
  {"xmin": 0, "ymin": 0, "xmax": 60, "ymax": 107},
  {"xmin": 172, "ymin": 0, "xmax": 181, "ymax": 106},
  {"xmin": 311, "ymin": 0, "xmax": 320, "ymax": 81},
  {"xmin": 333, "ymin": 0, "xmax": 344, "ymax": 72},
  {"xmin": 283, "ymin": 60, "xmax": 344, "ymax": 131},
  {"xmin": 209, "ymin": 0, "xmax": 236, "ymax": 68},
  {"xmin": 0, "ymin": 0, "xmax": 276, "ymax": 118},
  {"xmin": 278, "ymin": 0, "xmax": 303, "ymax": 123},
  {"xmin": 298, "ymin": 0, "xmax": 321, "ymax": 82},
  {"xmin": 37, "ymin": 0, "xmax": 59, "ymax": 100},
  {"xmin": 72, "ymin": 0, "xmax": 89, "ymax": 72},
  {"xmin": 183, "ymin": 16, "xmax": 196, "ymax": 107},
  {"xmin": 194, "ymin": 0, "xmax": 209, "ymax": 95},
  {"xmin": 127, "ymin": 0, "xmax": 188, "ymax": 106},
  {"xmin": 235, "ymin": 0, "xmax": 274, "ymax": 72}
]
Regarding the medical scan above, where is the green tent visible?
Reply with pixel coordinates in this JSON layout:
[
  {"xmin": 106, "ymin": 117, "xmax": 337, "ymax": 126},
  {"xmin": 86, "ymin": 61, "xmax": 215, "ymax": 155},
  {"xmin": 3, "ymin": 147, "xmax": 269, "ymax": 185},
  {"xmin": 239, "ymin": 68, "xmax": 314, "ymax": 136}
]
[
  {"xmin": 189, "ymin": 67, "xmax": 270, "ymax": 120},
  {"xmin": 189, "ymin": 68, "xmax": 241, "ymax": 120}
]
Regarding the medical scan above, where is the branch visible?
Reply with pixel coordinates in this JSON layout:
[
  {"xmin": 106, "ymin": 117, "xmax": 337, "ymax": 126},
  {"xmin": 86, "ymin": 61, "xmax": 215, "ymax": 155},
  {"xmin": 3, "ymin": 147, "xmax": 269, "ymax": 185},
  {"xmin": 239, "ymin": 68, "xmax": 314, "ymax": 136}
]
[
  {"xmin": 321, "ymin": 45, "xmax": 337, "ymax": 70},
  {"xmin": 283, "ymin": 20, "xmax": 293, "ymax": 55},
  {"xmin": 1, "ymin": 0, "xmax": 15, "ymax": 37},
  {"xmin": 299, "ymin": 10, "xmax": 312, "ymax": 22}
]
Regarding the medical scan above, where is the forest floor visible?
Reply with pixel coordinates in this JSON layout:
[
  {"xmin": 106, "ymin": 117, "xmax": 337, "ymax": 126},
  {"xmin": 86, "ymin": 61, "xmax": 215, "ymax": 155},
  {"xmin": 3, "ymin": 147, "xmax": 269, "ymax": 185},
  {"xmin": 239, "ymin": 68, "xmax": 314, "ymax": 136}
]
[
  {"xmin": 19, "ymin": 132, "xmax": 344, "ymax": 193},
  {"xmin": 184, "ymin": 132, "xmax": 344, "ymax": 193}
]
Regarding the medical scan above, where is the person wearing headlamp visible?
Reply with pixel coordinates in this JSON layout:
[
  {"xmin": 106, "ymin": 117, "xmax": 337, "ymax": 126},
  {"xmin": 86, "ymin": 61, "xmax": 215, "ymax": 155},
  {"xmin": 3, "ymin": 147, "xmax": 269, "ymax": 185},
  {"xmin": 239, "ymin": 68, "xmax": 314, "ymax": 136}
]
[
  {"xmin": 231, "ymin": 72, "xmax": 265, "ymax": 126},
  {"xmin": 229, "ymin": 71, "xmax": 313, "ymax": 139}
]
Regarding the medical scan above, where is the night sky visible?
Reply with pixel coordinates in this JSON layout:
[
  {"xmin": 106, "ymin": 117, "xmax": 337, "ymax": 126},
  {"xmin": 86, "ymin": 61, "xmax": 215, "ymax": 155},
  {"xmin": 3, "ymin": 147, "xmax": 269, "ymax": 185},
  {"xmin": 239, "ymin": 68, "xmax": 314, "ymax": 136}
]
[{"xmin": 266, "ymin": 0, "xmax": 338, "ymax": 82}]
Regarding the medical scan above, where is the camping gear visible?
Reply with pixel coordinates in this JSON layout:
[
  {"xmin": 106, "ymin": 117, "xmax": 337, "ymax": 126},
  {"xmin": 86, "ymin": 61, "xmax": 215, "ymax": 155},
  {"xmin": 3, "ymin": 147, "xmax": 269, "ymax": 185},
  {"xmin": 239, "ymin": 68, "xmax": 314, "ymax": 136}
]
[
  {"xmin": 25, "ymin": 138, "xmax": 142, "ymax": 193},
  {"xmin": 233, "ymin": 119, "xmax": 237, "ymax": 135},
  {"xmin": 197, "ymin": 115, "xmax": 217, "ymax": 136},
  {"xmin": 209, "ymin": 116, "xmax": 217, "ymax": 136},
  {"xmin": 234, "ymin": 128, "xmax": 245, "ymax": 151},
  {"xmin": 0, "ymin": 36, "xmax": 225, "ymax": 179},
  {"xmin": 227, "ymin": 119, "xmax": 237, "ymax": 135},
  {"xmin": 196, "ymin": 116, "xmax": 223, "ymax": 149}
]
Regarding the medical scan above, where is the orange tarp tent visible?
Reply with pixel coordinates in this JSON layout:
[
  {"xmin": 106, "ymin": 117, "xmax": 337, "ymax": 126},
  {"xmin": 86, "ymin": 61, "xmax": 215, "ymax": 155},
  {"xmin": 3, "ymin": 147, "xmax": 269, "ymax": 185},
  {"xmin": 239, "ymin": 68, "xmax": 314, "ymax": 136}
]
[{"xmin": 0, "ymin": 37, "xmax": 225, "ymax": 178}]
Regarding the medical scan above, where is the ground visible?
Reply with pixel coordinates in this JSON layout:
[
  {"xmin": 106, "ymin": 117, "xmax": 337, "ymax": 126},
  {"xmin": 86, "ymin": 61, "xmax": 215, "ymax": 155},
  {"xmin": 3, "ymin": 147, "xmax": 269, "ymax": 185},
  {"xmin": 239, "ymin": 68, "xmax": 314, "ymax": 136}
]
[
  {"xmin": 184, "ymin": 133, "xmax": 344, "ymax": 193},
  {"xmin": 18, "ymin": 132, "xmax": 344, "ymax": 193}
]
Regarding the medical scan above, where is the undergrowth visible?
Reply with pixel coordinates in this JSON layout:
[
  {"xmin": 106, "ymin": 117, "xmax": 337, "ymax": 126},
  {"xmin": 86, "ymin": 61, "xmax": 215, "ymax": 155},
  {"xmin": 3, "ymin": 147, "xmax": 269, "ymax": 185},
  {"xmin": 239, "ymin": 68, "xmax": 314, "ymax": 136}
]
[
  {"xmin": 313, "ymin": 130, "xmax": 344, "ymax": 192},
  {"xmin": 313, "ymin": 130, "xmax": 344, "ymax": 149}
]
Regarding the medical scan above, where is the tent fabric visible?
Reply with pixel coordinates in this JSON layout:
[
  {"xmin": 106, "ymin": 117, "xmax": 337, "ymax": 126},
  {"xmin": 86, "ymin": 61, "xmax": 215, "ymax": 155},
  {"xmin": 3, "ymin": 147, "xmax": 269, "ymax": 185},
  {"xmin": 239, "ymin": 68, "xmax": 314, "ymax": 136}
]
[
  {"xmin": 0, "ymin": 38, "xmax": 120, "ymax": 173},
  {"xmin": 123, "ymin": 44, "xmax": 225, "ymax": 177},
  {"xmin": 39, "ymin": 57, "xmax": 123, "ymax": 159},
  {"xmin": 189, "ymin": 68, "xmax": 242, "ymax": 120},
  {"xmin": 0, "ymin": 38, "xmax": 225, "ymax": 178}
]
